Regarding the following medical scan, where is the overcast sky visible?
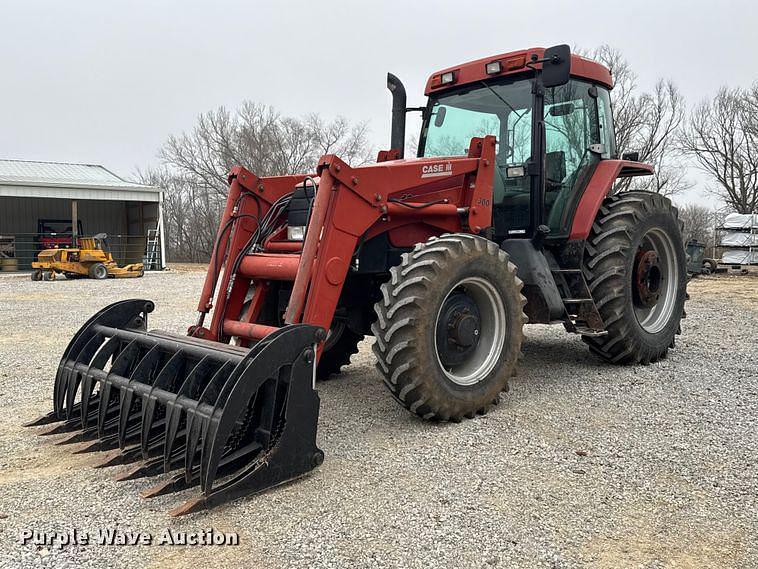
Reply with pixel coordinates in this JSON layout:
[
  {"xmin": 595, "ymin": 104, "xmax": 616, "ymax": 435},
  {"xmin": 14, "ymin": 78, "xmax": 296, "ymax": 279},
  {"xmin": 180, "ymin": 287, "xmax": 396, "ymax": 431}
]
[{"xmin": 1, "ymin": 0, "xmax": 755, "ymax": 207}]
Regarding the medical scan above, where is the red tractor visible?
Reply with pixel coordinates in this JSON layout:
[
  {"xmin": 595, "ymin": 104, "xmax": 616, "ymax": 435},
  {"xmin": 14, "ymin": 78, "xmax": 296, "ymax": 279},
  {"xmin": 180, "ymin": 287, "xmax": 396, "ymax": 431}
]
[{"xmin": 30, "ymin": 45, "xmax": 686, "ymax": 515}]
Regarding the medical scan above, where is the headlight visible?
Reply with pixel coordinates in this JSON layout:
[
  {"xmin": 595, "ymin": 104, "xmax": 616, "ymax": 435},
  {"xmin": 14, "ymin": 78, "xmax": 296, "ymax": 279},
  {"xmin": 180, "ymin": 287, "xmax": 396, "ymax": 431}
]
[{"xmin": 287, "ymin": 226, "xmax": 305, "ymax": 241}]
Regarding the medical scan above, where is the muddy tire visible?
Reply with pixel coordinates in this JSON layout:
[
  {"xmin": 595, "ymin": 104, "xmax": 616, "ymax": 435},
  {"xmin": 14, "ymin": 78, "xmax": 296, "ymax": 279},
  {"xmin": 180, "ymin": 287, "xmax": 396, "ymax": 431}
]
[
  {"xmin": 372, "ymin": 234, "xmax": 526, "ymax": 422},
  {"xmin": 582, "ymin": 191, "xmax": 686, "ymax": 364},
  {"xmin": 31, "ymin": 270, "xmax": 43, "ymax": 281},
  {"xmin": 88, "ymin": 263, "xmax": 108, "ymax": 280},
  {"xmin": 316, "ymin": 323, "xmax": 363, "ymax": 380}
]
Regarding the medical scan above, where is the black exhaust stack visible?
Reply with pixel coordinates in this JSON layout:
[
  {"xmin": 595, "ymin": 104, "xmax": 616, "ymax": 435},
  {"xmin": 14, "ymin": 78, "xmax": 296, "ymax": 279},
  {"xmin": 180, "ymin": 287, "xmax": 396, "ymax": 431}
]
[{"xmin": 387, "ymin": 73, "xmax": 406, "ymax": 158}]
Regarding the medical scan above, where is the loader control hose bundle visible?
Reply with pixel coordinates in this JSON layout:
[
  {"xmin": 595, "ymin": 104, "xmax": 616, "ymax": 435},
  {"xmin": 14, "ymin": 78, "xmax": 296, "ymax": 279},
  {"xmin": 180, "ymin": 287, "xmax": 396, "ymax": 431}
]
[{"xmin": 217, "ymin": 191, "xmax": 294, "ymax": 339}]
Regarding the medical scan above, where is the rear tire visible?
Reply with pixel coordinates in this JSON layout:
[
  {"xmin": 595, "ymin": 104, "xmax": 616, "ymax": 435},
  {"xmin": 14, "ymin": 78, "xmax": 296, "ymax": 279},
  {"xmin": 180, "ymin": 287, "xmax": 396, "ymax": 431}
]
[
  {"xmin": 31, "ymin": 270, "xmax": 42, "ymax": 281},
  {"xmin": 88, "ymin": 263, "xmax": 108, "ymax": 280},
  {"xmin": 582, "ymin": 191, "xmax": 686, "ymax": 364},
  {"xmin": 372, "ymin": 234, "xmax": 526, "ymax": 422}
]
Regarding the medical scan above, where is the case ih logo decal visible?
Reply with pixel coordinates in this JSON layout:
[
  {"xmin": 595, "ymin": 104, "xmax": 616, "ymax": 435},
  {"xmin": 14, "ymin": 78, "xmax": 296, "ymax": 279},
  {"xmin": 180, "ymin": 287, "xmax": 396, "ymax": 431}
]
[{"xmin": 421, "ymin": 162, "xmax": 453, "ymax": 178}]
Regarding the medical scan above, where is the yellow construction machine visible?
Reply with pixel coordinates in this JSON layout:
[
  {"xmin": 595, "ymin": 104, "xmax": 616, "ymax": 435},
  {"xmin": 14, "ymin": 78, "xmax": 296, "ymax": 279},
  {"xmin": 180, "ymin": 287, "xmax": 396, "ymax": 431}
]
[{"xmin": 31, "ymin": 233, "xmax": 144, "ymax": 281}]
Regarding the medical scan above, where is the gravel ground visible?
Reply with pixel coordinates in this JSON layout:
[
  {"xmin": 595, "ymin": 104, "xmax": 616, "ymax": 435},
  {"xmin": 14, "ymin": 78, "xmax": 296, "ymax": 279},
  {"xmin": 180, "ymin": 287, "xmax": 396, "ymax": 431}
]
[{"xmin": 0, "ymin": 269, "xmax": 756, "ymax": 568}]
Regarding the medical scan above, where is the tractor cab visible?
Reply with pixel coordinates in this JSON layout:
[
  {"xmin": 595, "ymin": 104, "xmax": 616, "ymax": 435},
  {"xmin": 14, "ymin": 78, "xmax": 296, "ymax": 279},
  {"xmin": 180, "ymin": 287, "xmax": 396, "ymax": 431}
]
[{"xmin": 415, "ymin": 46, "xmax": 616, "ymax": 241}]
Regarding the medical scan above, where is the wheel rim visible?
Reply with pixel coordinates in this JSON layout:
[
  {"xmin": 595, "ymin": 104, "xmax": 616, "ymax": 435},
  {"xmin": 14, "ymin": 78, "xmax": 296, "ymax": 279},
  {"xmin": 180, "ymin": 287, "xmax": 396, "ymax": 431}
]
[
  {"xmin": 434, "ymin": 277, "xmax": 506, "ymax": 386},
  {"xmin": 632, "ymin": 228, "xmax": 679, "ymax": 334}
]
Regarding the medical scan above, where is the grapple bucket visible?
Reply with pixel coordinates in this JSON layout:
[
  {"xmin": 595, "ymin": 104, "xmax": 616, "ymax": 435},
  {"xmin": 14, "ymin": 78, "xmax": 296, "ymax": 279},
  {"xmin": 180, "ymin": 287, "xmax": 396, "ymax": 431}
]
[{"xmin": 27, "ymin": 299, "xmax": 325, "ymax": 515}]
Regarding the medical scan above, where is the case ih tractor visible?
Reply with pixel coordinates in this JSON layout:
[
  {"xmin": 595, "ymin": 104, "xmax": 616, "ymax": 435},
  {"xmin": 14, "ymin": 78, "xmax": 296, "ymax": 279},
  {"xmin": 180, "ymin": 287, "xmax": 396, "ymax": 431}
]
[{"xmin": 29, "ymin": 45, "xmax": 686, "ymax": 515}]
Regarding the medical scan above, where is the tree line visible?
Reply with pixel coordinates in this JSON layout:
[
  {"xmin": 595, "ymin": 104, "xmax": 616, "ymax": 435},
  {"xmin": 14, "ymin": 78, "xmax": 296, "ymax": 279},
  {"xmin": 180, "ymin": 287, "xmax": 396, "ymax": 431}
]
[
  {"xmin": 142, "ymin": 46, "xmax": 758, "ymax": 260},
  {"xmin": 139, "ymin": 105, "xmax": 373, "ymax": 261}
]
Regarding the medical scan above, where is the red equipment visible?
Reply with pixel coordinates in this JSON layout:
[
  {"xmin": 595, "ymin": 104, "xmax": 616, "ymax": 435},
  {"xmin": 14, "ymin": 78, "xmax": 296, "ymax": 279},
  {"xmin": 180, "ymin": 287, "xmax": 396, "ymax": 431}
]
[{"xmin": 29, "ymin": 45, "xmax": 686, "ymax": 515}]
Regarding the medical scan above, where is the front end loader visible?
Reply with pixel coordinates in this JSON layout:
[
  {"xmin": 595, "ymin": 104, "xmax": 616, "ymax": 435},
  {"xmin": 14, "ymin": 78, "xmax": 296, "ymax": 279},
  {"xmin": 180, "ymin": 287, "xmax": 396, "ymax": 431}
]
[{"xmin": 28, "ymin": 45, "xmax": 687, "ymax": 515}]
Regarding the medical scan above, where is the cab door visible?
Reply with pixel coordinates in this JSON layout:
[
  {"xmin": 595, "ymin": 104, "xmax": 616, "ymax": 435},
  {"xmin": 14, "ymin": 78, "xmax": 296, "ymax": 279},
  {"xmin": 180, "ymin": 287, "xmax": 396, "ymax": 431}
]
[{"xmin": 542, "ymin": 80, "xmax": 611, "ymax": 238}]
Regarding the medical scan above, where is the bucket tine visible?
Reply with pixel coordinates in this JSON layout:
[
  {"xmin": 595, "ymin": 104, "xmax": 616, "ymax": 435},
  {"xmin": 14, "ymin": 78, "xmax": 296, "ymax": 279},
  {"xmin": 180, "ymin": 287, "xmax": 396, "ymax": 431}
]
[
  {"xmin": 117, "ymin": 433, "xmax": 187, "ymax": 481},
  {"xmin": 184, "ymin": 416, "xmax": 202, "ymax": 483},
  {"xmin": 80, "ymin": 338, "xmax": 121, "ymax": 429},
  {"xmin": 97, "ymin": 340, "xmax": 140, "ymax": 438},
  {"xmin": 23, "ymin": 411, "xmax": 61, "ymax": 427},
  {"xmin": 163, "ymin": 356, "xmax": 214, "ymax": 473},
  {"xmin": 63, "ymin": 333, "xmax": 103, "ymax": 418},
  {"xmin": 96, "ymin": 382, "xmax": 114, "ymax": 438},
  {"xmin": 63, "ymin": 372, "xmax": 81, "ymax": 421},
  {"xmin": 115, "ymin": 459, "xmax": 164, "ymax": 481},
  {"xmin": 182, "ymin": 360, "xmax": 233, "ymax": 481},
  {"xmin": 141, "ymin": 472, "xmax": 193, "ymax": 499},
  {"xmin": 71, "ymin": 430, "xmax": 120, "ymax": 454},
  {"xmin": 54, "ymin": 427, "xmax": 98, "ymax": 446},
  {"xmin": 38, "ymin": 420, "xmax": 81, "ymax": 436},
  {"xmin": 163, "ymin": 405, "xmax": 185, "ymax": 474},
  {"xmin": 93, "ymin": 445, "xmax": 143, "ymax": 468},
  {"xmin": 117, "ymin": 389, "xmax": 136, "ymax": 449},
  {"xmin": 140, "ymin": 350, "xmax": 185, "ymax": 458},
  {"xmin": 118, "ymin": 345, "xmax": 161, "ymax": 448}
]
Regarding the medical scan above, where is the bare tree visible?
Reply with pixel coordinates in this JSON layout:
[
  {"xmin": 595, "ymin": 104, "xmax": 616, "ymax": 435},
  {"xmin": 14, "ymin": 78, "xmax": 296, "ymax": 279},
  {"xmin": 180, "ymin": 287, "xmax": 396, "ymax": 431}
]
[
  {"xmin": 138, "ymin": 167, "xmax": 223, "ymax": 262},
  {"xmin": 680, "ymin": 87, "xmax": 758, "ymax": 213},
  {"xmin": 677, "ymin": 203, "xmax": 714, "ymax": 247},
  {"xmin": 583, "ymin": 46, "xmax": 691, "ymax": 196},
  {"xmin": 143, "ymin": 102, "xmax": 373, "ymax": 261}
]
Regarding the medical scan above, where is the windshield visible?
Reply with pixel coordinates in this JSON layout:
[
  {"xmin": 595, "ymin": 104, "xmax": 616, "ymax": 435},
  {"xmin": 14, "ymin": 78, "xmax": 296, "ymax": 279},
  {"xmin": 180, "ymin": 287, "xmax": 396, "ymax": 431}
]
[{"xmin": 419, "ymin": 77, "xmax": 533, "ymax": 164}]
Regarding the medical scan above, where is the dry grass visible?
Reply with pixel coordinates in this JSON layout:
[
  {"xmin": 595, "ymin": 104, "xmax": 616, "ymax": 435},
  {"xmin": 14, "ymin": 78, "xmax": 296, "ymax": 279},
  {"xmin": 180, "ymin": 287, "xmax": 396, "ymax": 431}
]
[
  {"xmin": 688, "ymin": 273, "xmax": 758, "ymax": 310},
  {"xmin": 165, "ymin": 263, "xmax": 209, "ymax": 273}
]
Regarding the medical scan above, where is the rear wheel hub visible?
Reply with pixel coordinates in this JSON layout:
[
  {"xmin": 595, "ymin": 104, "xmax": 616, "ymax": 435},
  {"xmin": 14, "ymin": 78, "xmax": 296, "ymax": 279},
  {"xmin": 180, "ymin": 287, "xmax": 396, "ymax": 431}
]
[{"xmin": 633, "ymin": 250, "xmax": 662, "ymax": 308}]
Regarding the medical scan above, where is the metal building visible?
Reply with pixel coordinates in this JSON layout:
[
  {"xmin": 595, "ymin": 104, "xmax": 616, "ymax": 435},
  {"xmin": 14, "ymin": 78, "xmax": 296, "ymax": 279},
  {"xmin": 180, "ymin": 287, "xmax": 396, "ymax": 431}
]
[{"xmin": 0, "ymin": 159, "xmax": 165, "ymax": 271}]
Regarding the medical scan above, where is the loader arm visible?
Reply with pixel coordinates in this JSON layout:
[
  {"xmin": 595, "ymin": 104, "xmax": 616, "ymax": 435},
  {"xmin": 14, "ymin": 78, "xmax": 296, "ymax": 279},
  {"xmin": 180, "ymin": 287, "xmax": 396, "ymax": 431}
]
[{"xmin": 193, "ymin": 136, "xmax": 497, "ymax": 347}]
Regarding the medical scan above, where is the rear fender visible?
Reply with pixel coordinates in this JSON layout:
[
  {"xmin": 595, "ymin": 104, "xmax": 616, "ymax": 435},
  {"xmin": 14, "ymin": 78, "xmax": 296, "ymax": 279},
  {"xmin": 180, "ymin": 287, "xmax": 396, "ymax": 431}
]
[{"xmin": 569, "ymin": 160, "xmax": 654, "ymax": 240}]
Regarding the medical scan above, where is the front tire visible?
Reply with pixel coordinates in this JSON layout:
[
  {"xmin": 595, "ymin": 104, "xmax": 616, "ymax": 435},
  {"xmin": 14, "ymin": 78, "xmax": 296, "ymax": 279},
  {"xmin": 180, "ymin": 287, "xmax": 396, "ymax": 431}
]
[
  {"xmin": 583, "ymin": 191, "xmax": 686, "ymax": 364},
  {"xmin": 372, "ymin": 234, "xmax": 526, "ymax": 422},
  {"xmin": 316, "ymin": 323, "xmax": 363, "ymax": 380}
]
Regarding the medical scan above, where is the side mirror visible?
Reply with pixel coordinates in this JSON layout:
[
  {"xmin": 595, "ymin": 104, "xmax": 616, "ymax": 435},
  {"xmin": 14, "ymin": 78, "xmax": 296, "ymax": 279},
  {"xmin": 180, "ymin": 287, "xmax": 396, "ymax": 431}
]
[{"xmin": 541, "ymin": 44, "xmax": 571, "ymax": 88}]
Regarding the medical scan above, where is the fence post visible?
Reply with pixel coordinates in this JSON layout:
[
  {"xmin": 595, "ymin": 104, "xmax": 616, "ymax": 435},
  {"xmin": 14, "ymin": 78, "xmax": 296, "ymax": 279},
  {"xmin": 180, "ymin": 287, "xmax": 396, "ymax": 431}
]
[{"xmin": 71, "ymin": 200, "xmax": 78, "ymax": 246}]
